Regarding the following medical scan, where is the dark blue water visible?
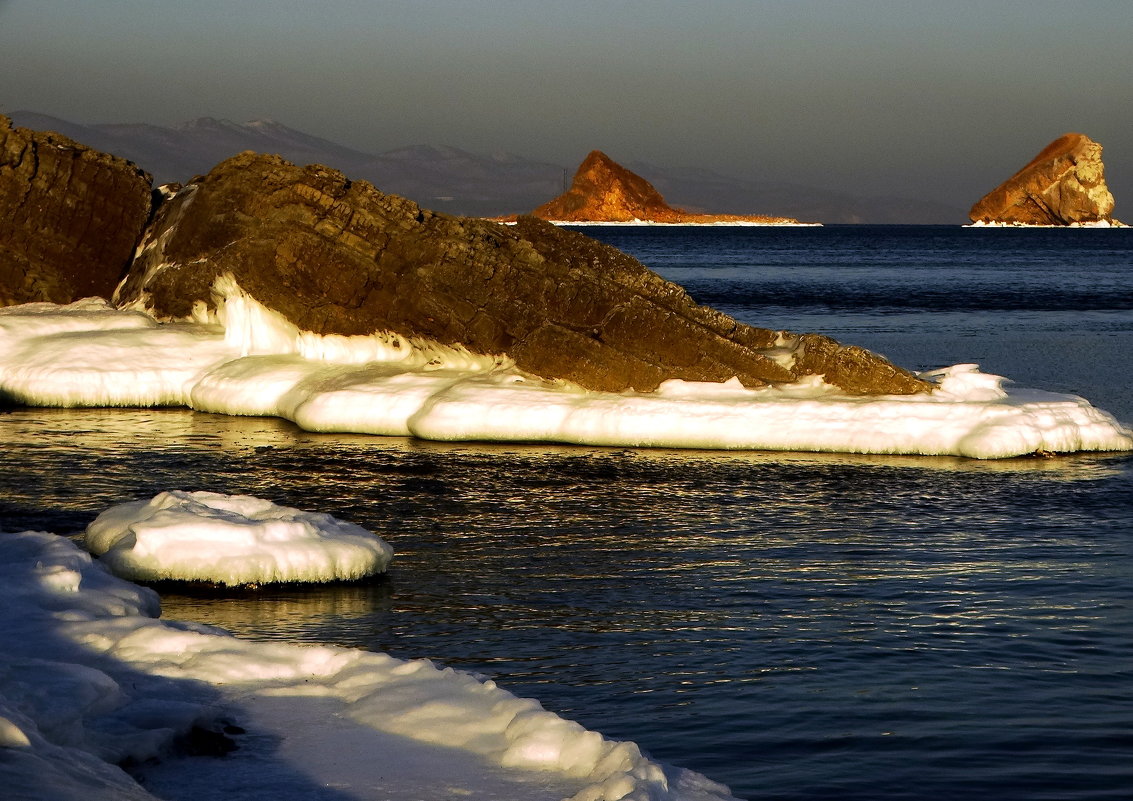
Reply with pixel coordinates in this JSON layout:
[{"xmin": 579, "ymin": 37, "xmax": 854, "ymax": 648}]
[
  {"xmin": 578, "ymin": 224, "xmax": 1133, "ymax": 424},
  {"xmin": 2, "ymin": 225, "xmax": 1131, "ymax": 800}
]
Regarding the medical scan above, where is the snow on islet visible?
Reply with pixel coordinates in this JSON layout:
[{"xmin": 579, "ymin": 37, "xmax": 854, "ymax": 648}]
[{"xmin": 1, "ymin": 279, "xmax": 1130, "ymax": 459}]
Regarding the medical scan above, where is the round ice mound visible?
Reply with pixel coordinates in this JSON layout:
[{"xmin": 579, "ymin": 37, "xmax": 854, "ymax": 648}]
[{"xmin": 84, "ymin": 490, "xmax": 394, "ymax": 586}]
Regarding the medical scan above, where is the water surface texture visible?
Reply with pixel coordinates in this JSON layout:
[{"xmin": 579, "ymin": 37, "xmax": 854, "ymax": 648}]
[{"xmin": 2, "ymin": 225, "xmax": 1131, "ymax": 800}]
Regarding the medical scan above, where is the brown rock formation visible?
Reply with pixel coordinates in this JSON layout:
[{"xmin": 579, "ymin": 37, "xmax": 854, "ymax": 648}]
[
  {"xmin": 529, "ymin": 150, "xmax": 803, "ymax": 224},
  {"xmin": 969, "ymin": 133, "xmax": 1117, "ymax": 225},
  {"xmin": 0, "ymin": 115, "xmax": 154, "ymax": 306},
  {"xmin": 118, "ymin": 151, "xmax": 926, "ymax": 396}
]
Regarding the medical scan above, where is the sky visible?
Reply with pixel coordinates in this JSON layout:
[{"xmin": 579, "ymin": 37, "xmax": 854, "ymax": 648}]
[{"xmin": 2, "ymin": 0, "xmax": 1132, "ymax": 211}]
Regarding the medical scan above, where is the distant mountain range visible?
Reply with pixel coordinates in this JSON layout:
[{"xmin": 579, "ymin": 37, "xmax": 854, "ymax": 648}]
[{"xmin": 9, "ymin": 111, "xmax": 964, "ymax": 223}]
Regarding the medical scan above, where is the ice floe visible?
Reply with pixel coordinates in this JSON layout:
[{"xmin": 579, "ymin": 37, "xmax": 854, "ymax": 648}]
[
  {"xmin": 83, "ymin": 490, "xmax": 394, "ymax": 586},
  {"xmin": 0, "ymin": 529, "xmax": 738, "ymax": 801},
  {"xmin": 1, "ymin": 283, "xmax": 1130, "ymax": 460}
]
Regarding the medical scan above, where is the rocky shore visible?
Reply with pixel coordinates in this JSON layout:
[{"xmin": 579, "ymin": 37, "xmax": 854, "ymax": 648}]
[{"xmin": 1, "ymin": 114, "xmax": 926, "ymax": 396}]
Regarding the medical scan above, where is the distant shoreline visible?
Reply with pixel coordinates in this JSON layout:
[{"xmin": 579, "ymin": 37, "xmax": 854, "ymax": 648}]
[
  {"xmin": 964, "ymin": 219, "xmax": 1127, "ymax": 228},
  {"xmin": 501, "ymin": 219, "xmax": 824, "ymax": 227}
]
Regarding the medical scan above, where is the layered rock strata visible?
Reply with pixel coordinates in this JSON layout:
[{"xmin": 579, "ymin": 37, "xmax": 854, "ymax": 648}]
[
  {"xmin": 530, "ymin": 150, "xmax": 804, "ymax": 224},
  {"xmin": 118, "ymin": 151, "xmax": 927, "ymax": 395},
  {"xmin": 0, "ymin": 115, "xmax": 154, "ymax": 305},
  {"xmin": 969, "ymin": 133, "xmax": 1117, "ymax": 225}
]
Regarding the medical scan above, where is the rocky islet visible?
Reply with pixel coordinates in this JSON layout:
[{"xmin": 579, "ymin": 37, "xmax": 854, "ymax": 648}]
[
  {"xmin": 529, "ymin": 149, "xmax": 807, "ymax": 225},
  {"xmin": 969, "ymin": 133, "xmax": 1119, "ymax": 226}
]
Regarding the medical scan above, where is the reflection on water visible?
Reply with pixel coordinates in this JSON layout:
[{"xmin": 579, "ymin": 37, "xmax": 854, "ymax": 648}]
[
  {"xmin": 3, "ymin": 407, "xmax": 1132, "ymax": 800},
  {"xmin": 3, "ymin": 405, "xmax": 1126, "ymax": 471},
  {"xmin": 159, "ymin": 580, "xmax": 396, "ymax": 643}
]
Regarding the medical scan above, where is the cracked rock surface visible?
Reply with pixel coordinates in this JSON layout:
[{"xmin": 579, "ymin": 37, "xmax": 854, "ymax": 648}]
[
  {"xmin": 0, "ymin": 115, "xmax": 154, "ymax": 305},
  {"xmin": 119, "ymin": 151, "xmax": 927, "ymax": 395},
  {"xmin": 969, "ymin": 133, "xmax": 1117, "ymax": 225}
]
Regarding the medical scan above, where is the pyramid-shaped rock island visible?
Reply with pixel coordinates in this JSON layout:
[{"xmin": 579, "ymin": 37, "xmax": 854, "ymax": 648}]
[{"xmin": 529, "ymin": 150, "xmax": 807, "ymax": 225}]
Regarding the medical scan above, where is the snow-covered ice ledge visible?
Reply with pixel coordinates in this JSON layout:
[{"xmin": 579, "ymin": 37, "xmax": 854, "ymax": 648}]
[
  {"xmin": 0, "ymin": 529, "xmax": 737, "ymax": 801},
  {"xmin": 1, "ymin": 286, "xmax": 1130, "ymax": 460}
]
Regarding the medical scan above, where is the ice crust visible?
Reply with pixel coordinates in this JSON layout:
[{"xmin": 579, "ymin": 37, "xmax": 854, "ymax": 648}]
[
  {"xmin": 1, "ymin": 283, "xmax": 1131, "ymax": 459},
  {"xmin": 83, "ymin": 490, "xmax": 394, "ymax": 585},
  {"xmin": 0, "ymin": 531, "xmax": 737, "ymax": 801}
]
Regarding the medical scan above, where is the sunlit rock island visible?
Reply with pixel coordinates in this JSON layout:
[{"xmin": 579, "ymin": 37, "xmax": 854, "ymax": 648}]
[
  {"xmin": 967, "ymin": 132, "xmax": 1126, "ymax": 227},
  {"xmin": 501, "ymin": 149, "xmax": 820, "ymax": 226},
  {"xmin": 2, "ymin": 113, "xmax": 1133, "ymax": 801}
]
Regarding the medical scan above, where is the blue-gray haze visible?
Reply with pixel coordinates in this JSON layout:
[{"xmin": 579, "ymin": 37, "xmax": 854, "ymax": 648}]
[{"xmin": 1, "ymin": 0, "xmax": 1131, "ymax": 214}]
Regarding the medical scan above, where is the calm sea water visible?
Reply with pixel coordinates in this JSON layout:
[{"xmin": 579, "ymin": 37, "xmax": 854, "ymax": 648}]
[{"xmin": 2, "ymin": 225, "xmax": 1131, "ymax": 800}]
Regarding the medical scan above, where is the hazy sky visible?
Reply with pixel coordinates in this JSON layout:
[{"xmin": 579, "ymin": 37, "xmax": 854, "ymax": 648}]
[{"xmin": 2, "ymin": 0, "xmax": 1131, "ymax": 211}]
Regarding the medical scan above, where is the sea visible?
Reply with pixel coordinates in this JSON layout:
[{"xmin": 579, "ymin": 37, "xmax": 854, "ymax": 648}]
[{"xmin": 2, "ymin": 224, "xmax": 1131, "ymax": 801}]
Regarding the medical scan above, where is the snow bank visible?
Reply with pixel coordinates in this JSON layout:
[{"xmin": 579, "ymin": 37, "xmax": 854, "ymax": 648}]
[
  {"xmin": 84, "ymin": 491, "xmax": 394, "ymax": 585},
  {"xmin": 0, "ymin": 531, "xmax": 737, "ymax": 801},
  {"xmin": 0, "ymin": 299, "xmax": 235, "ymax": 407},
  {"xmin": 1, "ymin": 288, "xmax": 1130, "ymax": 459}
]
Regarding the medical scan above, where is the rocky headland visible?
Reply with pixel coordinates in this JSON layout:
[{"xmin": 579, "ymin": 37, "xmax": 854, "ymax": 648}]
[
  {"xmin": 969, "ymin": 133, "xmax": 1120, "ymax": 226},
  {"xmin": 527, "ymin": 150, "xmax": 808, "ymax": 225},
  {"xmin": 1, "ymin": 115, "xmax": 927, "ymax": 397}
]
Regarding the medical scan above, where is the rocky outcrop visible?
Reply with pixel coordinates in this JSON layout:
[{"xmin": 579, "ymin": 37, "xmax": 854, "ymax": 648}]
[
  {"xmin": 0, "ymin": 115, "xmax": 154, "ymax": 306},
  {"xmin": 969, "ymin": 133, "xmax": 1117, "ymax": 225},
  {"xmin": 118, "ymin": 151, "xmax": 926, "ymax": 395},
  {"xmin": 529, "ymin": 150, "xmax": 804, "ymax": 224}
]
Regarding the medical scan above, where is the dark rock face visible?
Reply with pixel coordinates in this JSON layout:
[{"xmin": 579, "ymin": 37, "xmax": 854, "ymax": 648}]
[
  {"xmin": 530, "ymin": 150, "xmax": 802, "ymax": 224},
  {"xmin": 0, "ymin": 115, "xmax": 154, "ymax": 305},
  {"xmin": 119, "ymin": 151, "xmax": 927, "ymax": 395},
  {"xmin": 969, "ymin": 133, "xmax": 1117, "ymax": 225}
]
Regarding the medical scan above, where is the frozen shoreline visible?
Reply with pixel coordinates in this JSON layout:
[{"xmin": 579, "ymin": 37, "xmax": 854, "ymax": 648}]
[
  {"xmin": 0, "ymin": 530, "xmax": 737, "ymax": 800},
  {"xmin": 1, "ymin": 286, "xmax": 1130, "ymax": 460}
]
